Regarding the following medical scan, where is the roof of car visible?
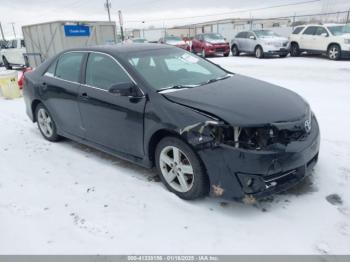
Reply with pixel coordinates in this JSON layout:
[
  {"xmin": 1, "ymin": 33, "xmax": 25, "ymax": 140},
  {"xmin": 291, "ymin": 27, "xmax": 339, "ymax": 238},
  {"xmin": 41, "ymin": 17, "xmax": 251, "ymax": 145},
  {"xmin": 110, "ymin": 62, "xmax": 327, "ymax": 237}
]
[
  {"xmin": 301, "ymin": 23, "xmax": 345, "ymax": 27},
  {"xmin": 64, "ymin": 43, "xmax": 173, "ymax": 55}
]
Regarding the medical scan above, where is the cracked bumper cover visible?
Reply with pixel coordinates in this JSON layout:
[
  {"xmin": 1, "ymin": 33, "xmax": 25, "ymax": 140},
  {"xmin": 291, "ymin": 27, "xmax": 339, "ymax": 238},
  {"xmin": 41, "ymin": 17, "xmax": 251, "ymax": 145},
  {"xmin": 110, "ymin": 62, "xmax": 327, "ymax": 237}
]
[{"xmin": 196, "ymin": 117, "xmax": 320, "ymax": 201}]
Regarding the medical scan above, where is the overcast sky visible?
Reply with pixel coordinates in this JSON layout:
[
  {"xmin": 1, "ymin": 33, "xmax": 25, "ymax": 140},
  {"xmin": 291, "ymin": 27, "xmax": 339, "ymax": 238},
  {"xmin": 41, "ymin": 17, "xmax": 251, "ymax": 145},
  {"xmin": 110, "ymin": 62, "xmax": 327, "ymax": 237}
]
[{"xmin": 0, "ymin": 0, "xmax": 349, "ymax": 38}]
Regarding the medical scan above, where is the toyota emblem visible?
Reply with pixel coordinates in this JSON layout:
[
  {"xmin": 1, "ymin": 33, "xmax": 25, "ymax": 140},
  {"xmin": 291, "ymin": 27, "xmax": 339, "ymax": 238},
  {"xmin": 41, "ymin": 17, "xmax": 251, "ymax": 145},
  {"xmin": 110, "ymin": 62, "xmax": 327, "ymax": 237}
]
[{"xmin": 305, "ymin": 120, "xmax": 311, "ymax": 133}]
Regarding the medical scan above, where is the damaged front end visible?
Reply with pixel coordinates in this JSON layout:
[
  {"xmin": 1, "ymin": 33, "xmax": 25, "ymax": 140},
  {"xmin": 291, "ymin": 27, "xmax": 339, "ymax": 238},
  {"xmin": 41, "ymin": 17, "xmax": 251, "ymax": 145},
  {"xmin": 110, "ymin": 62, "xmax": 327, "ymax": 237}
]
[{"xmin": 179, "ymin": 112, "xmax": 320, "ymax": 202}]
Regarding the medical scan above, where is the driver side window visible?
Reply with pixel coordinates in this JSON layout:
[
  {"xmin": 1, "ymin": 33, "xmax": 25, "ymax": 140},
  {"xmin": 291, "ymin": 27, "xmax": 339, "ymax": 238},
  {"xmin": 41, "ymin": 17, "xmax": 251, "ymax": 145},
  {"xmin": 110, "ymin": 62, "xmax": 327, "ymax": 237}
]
[{"xmin": 85, "ymin": 53, "xmax": 131, "ymax": 90}]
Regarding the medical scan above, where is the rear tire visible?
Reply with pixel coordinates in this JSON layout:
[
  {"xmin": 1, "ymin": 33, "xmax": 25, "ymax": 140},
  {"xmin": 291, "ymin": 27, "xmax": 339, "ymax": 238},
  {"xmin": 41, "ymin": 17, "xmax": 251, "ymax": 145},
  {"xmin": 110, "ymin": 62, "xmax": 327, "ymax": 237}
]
[
  {"xmin": 231, "ymin": 45, "xmax": 240, "ymax": 56},
  {"xmin": 155, "ymin": 136, "xmax": 209, "ymax": 200},
  {"xmin": 290, "ymin": 43, "xmax": 300, "ymax": 57},
  {"xmin": 328, "ymin": 44, "xmax": 341, "ymax": 60},
  {"xmin": 35, "ymin": 103, "xmax": 60, "ymax": 142},
  {"xmin": 255, "ymin": 46, "xmax": 264, "ymax": 59},
  {"xmin": 224, "ymin": 52, "xmax": 229, "ymax": 57}
]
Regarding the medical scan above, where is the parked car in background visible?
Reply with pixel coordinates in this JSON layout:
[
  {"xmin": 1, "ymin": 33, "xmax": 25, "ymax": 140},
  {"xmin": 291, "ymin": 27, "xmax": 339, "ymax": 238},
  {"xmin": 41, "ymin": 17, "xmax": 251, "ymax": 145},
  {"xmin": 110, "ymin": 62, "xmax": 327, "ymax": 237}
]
[
  {"xmin": 23, "ymin": 44, "xmax": 319, "ymax": 202},
  {"xmin": 0, "ymin": 39, "xmax": 26, "ymax": 65},
  {"xmin": 192, "ymin": 33, "xmax": 230, "ymax": 57},
  {"xmin": 159, "ymin": 36, "xmax": 190, "ymax": 51},
  {"xmin": 231, "ymin": 30, "xmax": 290, "ymax": 58},
  {"xmin": 132, "ymin": 38, "xmax": 148, "ymax": 43},
  {"xmin": 289, "ymin": 24, "xmax": 350, "ymax": 60}
]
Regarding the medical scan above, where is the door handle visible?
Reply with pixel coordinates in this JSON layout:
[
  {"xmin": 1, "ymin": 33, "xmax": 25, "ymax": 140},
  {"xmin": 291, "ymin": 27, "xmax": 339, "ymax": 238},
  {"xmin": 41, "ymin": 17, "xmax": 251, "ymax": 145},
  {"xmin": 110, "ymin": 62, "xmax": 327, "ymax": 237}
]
[{"xmin": 80, "ymin": 93, "xmax": 89, "ymax": 100}]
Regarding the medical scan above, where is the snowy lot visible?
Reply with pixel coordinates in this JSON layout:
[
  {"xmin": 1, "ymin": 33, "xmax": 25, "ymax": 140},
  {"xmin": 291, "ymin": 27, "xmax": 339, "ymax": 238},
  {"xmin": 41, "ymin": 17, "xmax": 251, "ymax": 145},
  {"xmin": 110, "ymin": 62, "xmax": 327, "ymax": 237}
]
[{"xmin": 1, "ymin": 55, "xmax": 350, "ymax": 255}]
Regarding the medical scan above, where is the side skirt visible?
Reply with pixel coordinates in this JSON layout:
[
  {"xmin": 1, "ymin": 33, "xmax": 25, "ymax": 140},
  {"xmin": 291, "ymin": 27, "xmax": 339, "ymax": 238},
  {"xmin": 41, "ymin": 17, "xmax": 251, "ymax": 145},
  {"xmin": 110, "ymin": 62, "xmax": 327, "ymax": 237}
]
[{"xmin": 58, "ymin": 130, "xmax": 153, "ymax": 169}]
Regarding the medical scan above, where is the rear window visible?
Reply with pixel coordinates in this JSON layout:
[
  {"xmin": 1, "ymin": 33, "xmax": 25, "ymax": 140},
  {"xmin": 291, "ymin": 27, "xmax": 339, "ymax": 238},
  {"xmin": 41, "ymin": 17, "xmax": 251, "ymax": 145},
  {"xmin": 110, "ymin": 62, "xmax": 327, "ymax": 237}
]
[
  {"xmin": 303, "ymin": 26, "xmax": 317, "ymax": 35},
  {"xmin": 55, "ymin": 52, "xmax": 84, "ymax": 82},
  {"xmin": 292, "ymin": 27, "xmax": 304, "ymax": 34},
  {"xmin": 236, "ymin": 32, "xmax": 246, "ymax": 38}
]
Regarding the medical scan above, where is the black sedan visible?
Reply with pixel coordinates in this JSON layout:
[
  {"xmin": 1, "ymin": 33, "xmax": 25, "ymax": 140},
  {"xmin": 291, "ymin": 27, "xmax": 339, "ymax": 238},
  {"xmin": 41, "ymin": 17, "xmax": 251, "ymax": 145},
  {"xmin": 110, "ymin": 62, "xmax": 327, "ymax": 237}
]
[{"xmin": 23, "ymin": 44, "xmax": 320, "ymax": 202}]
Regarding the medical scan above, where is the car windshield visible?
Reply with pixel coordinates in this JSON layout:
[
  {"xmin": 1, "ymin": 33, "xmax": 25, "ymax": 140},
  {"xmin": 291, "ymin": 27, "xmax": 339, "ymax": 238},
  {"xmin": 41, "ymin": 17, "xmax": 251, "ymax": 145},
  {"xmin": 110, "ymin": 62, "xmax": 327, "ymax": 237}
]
[
  {"xmin": 124, "ymin": 48, "xmax": 230, "ymax": 91},
  {"xmin": 327, "ymin": 25, "xmax": 350, "ymax": 36},
  {"xmin": 203, "ymin": 33, "xmax": 224, "ymax": 41},
  {"xmin": 254, "ymin": 30, "xmax": 280, "ymax": 38}
]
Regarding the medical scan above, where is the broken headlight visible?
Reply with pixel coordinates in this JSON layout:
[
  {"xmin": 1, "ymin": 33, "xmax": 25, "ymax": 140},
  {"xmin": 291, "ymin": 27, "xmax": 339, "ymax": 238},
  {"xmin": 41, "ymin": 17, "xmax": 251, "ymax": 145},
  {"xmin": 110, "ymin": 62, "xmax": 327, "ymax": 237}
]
[{"xmin": 219, "ymin": 125, "xmax": 308, "ymax": 150}]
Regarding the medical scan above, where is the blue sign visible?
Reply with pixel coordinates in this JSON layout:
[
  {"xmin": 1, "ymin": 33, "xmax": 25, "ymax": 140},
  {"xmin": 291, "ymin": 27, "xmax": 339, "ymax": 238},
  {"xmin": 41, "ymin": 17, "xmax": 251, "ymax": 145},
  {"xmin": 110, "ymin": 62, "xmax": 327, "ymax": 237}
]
[{"xmin": 64, "ymin": 25, "xmax": 90, "ymax": 37}]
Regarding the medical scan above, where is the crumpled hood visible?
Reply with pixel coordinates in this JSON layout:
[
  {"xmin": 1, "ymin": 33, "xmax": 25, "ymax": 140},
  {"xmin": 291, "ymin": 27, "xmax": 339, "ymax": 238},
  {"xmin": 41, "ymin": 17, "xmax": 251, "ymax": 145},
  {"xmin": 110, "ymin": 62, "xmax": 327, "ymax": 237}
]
[{"xmin": 163, "ymin": 75, "xmax": 309, "ymax": 126}]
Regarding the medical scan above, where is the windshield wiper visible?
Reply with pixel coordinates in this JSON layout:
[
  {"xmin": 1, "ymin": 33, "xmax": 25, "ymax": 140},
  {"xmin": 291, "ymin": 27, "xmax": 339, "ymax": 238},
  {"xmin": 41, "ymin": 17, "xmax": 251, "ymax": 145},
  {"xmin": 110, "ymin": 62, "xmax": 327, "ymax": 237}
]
[
  {"xmin": 201, "ymin": 74, "xmax": 233, "ymax": 85},
  {"xmin": 157, "ymin": 84, "xmax": 199, "ymax": 93}
]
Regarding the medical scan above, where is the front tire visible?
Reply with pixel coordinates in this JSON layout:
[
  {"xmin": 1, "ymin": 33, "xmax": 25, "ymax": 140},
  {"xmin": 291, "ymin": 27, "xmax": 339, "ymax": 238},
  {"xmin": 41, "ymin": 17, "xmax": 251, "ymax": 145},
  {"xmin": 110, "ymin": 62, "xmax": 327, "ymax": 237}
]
[
  {"xmin": 328, "ymin": 44, "xmax": 341, "ymax": 60},
  {"xmin": 231, "ymin": 45, "xmax": 240, "ymax": 56},
  {"xmin": 279, "ymin": 54, "xmax": 288, "ymax": 58},
  {"xmin": 35, "ymin": 103, "xmax": 60, "ymax": 142},
  {"xmin": 255, "ymin": 46, "xmax": 264, "ymax": 59},
  {"xmin": 155, "ymin": 137, "xmax": 209, "ymax": 200},
  {"xmin": 290, "ymin": 43, "xmax": 300, "ymax": 57}
]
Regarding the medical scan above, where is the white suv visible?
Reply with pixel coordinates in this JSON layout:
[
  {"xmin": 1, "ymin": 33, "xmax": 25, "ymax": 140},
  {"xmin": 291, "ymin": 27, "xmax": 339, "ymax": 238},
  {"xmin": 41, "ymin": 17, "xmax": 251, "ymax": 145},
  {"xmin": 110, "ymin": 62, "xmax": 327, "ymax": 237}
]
[
  {"xmin": 231, "ymin": 30, "xmax": 290, "ymax": 58},
  {"xmin": 289, "ymin": 24, "xmax": 350, "ymax": 60}
]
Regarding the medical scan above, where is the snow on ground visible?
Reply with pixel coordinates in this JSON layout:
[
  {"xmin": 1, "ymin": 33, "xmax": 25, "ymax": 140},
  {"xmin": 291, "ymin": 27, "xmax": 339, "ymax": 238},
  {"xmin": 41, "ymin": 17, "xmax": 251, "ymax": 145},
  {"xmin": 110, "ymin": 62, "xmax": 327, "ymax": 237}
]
[{"xmin": 1, "ymin": 55, "xmax": 350, "ymax": 255}]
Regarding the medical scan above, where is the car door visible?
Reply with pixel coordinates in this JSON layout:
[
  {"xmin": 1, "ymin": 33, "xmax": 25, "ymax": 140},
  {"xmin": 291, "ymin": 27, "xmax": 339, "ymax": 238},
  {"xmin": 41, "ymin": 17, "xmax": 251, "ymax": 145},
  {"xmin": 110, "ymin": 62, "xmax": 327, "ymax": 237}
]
[
  {"xmin": 311, "ymin": 26, "xmax": 330, "ymax": 51},
  {"xmin": 246, "ymin": 32, "xmax": 257, "ymax": 53},
  {"xmin": 299, "ymin": 26, "xmax": 317, "ymax": 50},
  {"xmin": 41, "ymin": 52, "xmax": 86, "ymax": 138},
  {"xmin": 78, "ymin": 52, "xmax": 146, "ymax": 157},
  {"xmin": 236, "ymin": 32, "xmax": 248, "ymax": 52}
]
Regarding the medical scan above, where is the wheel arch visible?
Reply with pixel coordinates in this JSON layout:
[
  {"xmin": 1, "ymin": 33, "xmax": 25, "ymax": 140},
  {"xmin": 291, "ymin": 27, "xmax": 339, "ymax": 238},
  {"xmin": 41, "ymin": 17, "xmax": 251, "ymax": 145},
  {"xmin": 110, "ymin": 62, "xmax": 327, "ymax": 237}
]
[
  {"xmin": 147, "ymin": 129, "xmax": 181, "ymax": 167},
  {"xmin": 31, "ymin": 99, "xmax": 42, "ymax": 122},
  {"xmin": 327, "ymin": 42, "xmax": 341, "ymax": 51},
  {"xmin": 255, "ymin": 44, "xmax": 263, "ymax": 53}
]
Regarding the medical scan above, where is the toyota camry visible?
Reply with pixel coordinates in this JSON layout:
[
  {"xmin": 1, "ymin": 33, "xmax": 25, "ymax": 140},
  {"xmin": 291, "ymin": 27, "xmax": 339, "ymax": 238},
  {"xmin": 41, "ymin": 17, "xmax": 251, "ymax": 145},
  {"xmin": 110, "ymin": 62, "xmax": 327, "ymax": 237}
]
[{"xmin": 23, "ymin": 44, "xmax": 320, "ymax": 202}]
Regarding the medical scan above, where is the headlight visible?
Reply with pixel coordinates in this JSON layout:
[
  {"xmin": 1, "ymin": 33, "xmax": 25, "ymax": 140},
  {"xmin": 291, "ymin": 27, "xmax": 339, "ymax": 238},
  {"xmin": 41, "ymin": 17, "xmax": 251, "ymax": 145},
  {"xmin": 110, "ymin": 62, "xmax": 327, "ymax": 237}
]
[
  {"xmin": 344, "ymin": 39, "xmax": 350, "ymax": 44},
  {"xmin": 205, "ymin": 42, "xmax": 213, "ymax": 47}
]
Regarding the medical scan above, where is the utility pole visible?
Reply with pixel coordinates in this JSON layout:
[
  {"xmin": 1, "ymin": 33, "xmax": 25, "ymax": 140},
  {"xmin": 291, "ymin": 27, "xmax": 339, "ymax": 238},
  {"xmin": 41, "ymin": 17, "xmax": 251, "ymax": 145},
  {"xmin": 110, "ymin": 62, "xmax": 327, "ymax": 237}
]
[
  {"xmin": 105, "ymin": 0, "xmax": 111, "ymax": 22},
  {"xmin": 118, "ymin": 10, "xmax": 124, "ymax": 42},
  {"xmin": 347, "ymin": 8, "xmax": 350, "ymax": 23},
  {"xmin": 10, "ymin": 22, "xmax": 16, "ymax": 38},
  {"xmin": 0, "ymin": 22, "xmax": 5, "ymax": 41}
]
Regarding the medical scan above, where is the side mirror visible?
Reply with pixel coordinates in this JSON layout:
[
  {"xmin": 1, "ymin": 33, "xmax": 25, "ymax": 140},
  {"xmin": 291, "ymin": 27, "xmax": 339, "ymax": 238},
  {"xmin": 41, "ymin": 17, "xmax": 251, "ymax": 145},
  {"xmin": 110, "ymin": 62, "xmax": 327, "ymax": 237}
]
[
  {"xmin": 249, "ymin": 36, "xmax": 256, "ymax": 40},
  {"xmin": 109, "ymin": 82, "xmax": 135, "ymax": 96},
  {"xmin": 321, "ymin": 33, "xmax": 328, "ymax": 37}
]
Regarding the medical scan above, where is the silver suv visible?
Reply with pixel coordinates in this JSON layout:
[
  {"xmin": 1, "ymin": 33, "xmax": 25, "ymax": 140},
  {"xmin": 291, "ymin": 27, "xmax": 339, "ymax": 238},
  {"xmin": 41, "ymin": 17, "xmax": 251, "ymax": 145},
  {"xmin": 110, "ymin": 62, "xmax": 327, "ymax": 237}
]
[{"xmin": 231, "ymin": 30, "xmax": 290, "ymax": 58}]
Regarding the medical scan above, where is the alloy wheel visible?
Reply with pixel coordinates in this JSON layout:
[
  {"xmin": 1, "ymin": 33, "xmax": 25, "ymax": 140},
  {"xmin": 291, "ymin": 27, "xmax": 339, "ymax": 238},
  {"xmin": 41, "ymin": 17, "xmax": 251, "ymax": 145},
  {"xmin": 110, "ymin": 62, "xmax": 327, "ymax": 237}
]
[
  {"xmin": 328, "ymin": 45, "xmax": 340, "ymax": 60},
  {"xmin": 159, "ymin": 146, "xmax": 194, "ymax": 193},
  {"xmin": 37, "ymin": 108, "xmax": 54, "ymax": 138},
  {"xmin": 232, "ymin": 46, "xmax": 238, "ymax": 56},
  {"xmin": 255, "ymin": 47, "xmax": 263, "ymax": 58}
]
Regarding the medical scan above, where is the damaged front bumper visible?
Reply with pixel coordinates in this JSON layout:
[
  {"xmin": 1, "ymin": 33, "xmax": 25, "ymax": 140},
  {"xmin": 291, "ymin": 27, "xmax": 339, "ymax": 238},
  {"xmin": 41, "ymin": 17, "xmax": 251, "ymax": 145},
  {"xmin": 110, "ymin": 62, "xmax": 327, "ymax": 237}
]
[{"xmin": 192, "ymin": 116, "xmax": 320, "ymax": 202}]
